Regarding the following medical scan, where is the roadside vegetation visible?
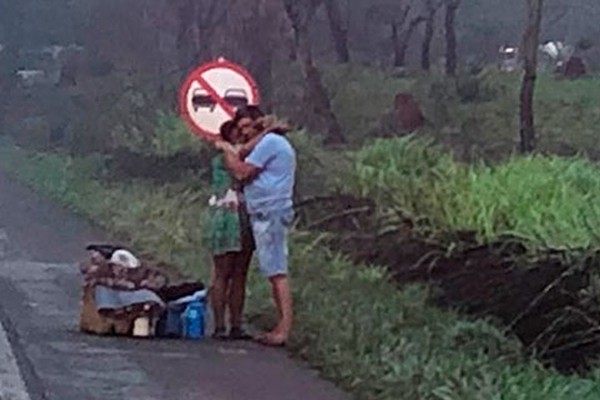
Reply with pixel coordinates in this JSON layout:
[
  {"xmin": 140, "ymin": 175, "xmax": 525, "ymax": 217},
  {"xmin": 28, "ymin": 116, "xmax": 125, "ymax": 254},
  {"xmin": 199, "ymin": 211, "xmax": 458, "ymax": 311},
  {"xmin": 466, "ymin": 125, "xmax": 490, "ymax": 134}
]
[
  {"xmin": 3, "ymin": 92, "xmax": 600, "ymax": 396},
  {"xmin": 4, "ymin": 0, "xmax": 600, "ymax": 397}
]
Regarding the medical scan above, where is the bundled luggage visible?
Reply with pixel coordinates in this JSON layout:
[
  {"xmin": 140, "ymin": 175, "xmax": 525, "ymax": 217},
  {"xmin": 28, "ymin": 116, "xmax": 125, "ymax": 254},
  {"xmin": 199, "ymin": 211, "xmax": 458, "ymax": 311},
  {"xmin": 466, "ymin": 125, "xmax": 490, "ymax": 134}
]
[{"xmin": 79, "ymin": 244, "xmax": 206, "ymax": 339}]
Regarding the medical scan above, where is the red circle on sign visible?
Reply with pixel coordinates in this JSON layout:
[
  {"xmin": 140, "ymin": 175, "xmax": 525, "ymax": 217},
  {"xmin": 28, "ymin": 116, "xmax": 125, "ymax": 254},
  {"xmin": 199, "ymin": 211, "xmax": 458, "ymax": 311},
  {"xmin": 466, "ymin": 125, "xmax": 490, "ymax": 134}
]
[{"xmin": 179, "ymin": 59, "xmax": 261, "ymax": 142}]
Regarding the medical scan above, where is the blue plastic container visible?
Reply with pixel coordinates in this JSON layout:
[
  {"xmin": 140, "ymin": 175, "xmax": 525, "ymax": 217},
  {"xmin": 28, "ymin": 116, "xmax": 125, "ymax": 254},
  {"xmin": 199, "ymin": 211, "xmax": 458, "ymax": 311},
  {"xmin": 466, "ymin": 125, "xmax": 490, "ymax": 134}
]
[
  {"xmin": 156, "ymin": 290, "xmax": 207, "ymax": 339},
  {"xmin": 182, "ymin": 297, "xmax": 205, "ymax": 340},
  {"xmin": 159, "ymin": 303, "xmax": 187, "ymax": 338}
]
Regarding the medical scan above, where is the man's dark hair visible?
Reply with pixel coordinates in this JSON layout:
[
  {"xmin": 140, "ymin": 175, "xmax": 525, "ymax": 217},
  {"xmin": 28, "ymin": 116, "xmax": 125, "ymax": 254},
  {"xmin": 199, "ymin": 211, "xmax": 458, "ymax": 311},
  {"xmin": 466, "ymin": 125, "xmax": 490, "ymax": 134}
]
[
  {"xmin": 234, "ymin": 105, "xmax": 264, "ymax": 122},
  {"xmin": 219, "ymin": 120, "xmax": 237, "ymax": 143}
]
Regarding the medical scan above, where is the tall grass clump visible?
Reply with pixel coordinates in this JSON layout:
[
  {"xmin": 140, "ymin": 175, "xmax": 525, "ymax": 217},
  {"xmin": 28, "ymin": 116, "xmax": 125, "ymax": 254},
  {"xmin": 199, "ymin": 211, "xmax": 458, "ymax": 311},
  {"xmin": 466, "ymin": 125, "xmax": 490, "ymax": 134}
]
[
  {"xmin": 288, "ymin": 131, "xmax": 350, "ymax": 199},
  {"xmin": 347, "ymin": 136, "xmax": 600, "ymax": 249}
]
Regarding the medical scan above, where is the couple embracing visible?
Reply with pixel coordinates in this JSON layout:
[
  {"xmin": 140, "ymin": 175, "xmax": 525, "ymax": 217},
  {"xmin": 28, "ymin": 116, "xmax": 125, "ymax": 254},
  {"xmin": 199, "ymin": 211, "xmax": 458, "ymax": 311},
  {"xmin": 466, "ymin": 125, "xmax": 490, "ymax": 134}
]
[{"xmin": 206, "ymin": 106, "xmax": 296, "ymax": 347}]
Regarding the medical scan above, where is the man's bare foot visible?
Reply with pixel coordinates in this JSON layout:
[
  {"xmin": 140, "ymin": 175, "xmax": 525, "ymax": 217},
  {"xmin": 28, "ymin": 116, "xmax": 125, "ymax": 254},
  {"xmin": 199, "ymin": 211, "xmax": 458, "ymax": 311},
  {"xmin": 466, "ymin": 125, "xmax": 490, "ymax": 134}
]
[{"xmin": 254, "ymin": 331, "xmax": 288, "ymax": 347}]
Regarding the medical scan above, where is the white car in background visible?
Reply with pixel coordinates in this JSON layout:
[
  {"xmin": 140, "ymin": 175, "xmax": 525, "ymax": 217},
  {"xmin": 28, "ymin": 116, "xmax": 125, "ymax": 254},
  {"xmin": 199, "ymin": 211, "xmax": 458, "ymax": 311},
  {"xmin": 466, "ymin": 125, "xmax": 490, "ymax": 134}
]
[{"xmin": 15, "ymin": 69, "xmax": 47, "ymax": 87}]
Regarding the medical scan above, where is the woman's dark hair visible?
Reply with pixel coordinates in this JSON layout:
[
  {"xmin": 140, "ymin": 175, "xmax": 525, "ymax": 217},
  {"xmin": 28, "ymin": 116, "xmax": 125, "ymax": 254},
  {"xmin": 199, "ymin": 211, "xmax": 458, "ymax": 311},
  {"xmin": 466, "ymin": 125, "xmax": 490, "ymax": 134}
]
[{"xmin": 219, "ymin": 120, "xmax": 237, "ymax": 143}]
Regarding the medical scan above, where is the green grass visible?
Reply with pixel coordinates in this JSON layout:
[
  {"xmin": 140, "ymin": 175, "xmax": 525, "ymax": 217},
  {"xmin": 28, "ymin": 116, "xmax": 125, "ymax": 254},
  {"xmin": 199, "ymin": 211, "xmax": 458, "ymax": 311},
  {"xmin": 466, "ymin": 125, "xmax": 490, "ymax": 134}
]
[
  {"xmin": 535, "ymin": 74, "xmax": 600, "ymax": 106},
  {"xmin": 2, "ymin": 141, "xmax": 600, "ymax": 399},
  {"xmin": 345, "ymin": 136, "xmax": 600, "ymax": 249}
]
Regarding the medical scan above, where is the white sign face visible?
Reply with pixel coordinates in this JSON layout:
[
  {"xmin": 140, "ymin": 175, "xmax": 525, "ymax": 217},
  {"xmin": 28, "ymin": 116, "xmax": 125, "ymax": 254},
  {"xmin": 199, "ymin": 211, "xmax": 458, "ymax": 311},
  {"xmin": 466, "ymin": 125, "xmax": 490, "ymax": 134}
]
[{"xmin": 180, "ymin": 59, "xmax": 260, "ymax": 140}]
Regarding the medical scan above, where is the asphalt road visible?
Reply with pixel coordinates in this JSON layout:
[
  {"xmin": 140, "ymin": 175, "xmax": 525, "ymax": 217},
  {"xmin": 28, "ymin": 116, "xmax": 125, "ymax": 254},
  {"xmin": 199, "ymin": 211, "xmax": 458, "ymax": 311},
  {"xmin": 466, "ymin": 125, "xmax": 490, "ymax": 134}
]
[{"xmin": 0, "ymin": 169, "xmax": 348, "ymax": 400}]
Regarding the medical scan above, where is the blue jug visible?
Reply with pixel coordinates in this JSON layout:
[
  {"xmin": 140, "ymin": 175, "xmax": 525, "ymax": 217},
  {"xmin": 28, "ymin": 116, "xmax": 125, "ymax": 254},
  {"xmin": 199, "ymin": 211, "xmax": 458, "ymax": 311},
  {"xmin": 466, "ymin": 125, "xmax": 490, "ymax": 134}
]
[{"xmin": 182, "ymin": 297, "xmax": 205, "ymax": 340}]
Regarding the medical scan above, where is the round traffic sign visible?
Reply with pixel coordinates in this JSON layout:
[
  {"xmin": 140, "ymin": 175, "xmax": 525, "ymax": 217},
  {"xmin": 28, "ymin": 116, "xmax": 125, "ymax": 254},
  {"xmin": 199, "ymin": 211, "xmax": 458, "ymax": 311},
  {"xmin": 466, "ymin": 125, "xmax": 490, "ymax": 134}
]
[{"xmin": 179, "ymin": 59, "xmax": 260, "ymax": 141}]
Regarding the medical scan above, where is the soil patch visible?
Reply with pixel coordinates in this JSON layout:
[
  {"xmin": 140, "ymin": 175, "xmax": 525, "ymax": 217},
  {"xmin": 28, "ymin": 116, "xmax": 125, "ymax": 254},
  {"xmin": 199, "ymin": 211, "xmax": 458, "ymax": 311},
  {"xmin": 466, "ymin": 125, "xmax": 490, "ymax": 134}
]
[
  {"xmin": 301, "ymin": 196, "xmax": 600, "ymax": 373},
  {"xmin": 393, "ymin": 241, "xmax": 599, "ymax": 373}
]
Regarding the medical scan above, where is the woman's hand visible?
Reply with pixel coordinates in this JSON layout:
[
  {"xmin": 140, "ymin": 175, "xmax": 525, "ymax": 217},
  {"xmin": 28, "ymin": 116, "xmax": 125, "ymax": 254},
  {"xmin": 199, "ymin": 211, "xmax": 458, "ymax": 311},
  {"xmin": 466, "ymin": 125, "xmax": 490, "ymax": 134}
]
[
  {"xmin": 258, "ymin": 115, "xmax": 291, "ymax": 135},
  {"xmin": 214, "ymin": 140, "xmax": 235, "ymax": 153}
]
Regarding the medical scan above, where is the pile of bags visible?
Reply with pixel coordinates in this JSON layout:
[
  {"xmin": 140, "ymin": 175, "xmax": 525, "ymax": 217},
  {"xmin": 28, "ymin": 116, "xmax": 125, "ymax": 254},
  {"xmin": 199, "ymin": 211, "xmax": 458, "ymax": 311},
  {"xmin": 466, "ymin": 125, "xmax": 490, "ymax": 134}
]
[{"xmin": 79, "ymin": 244, "xmax": 206, "ymax": 339}]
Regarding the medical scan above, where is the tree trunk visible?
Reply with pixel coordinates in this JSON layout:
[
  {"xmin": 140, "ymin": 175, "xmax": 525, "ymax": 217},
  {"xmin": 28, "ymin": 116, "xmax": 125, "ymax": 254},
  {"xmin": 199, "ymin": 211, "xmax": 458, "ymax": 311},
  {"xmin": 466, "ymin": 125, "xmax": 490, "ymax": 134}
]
[
  {"xmin": 323, "ymin": 0, "xmax": 350, "ymax": 63},
  {"xmin": 519, "ymin": 0, "xmax": 544, "ymax": 154},
  {"xmin": 394, "ymin": 17, "xmax": 425, "ymax": 68},
  {"xmin": 394, "ymin": 33, "xmax": 409, "ymax": 68},
  {"xmin": 283, "ymin": 0, "xmax": 346, "ymax": 144},
  {"xmin": 248, "ymin": 52, "xmax": 275, "ymax": 112},
  {"xmin": 227, "ymin": 0, "xmax": 275, "ymax": 109},
  {"xmin": 421, "ymin": 0, "xmax": 437, "ymax": 71},
  {"xmin": 391, "ymin": 23, "xmax": 401, "ymax": 66},
  {"xmin": 304, "ymin": 56, "xmax": 346, "ymax": 144},
  {"xmin": 444, "ymin": 0, "xmax": 459, "ymax": 76},
  {"xmin": 175, "ymin": 0, "xmax": 224, "ymax": 70}
]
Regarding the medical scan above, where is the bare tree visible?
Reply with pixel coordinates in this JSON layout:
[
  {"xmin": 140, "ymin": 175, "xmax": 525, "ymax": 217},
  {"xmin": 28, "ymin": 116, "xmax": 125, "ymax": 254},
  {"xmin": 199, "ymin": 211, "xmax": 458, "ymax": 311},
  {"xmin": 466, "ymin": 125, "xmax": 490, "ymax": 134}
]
[
  {"xmin": 444, "ymin": 0, "xmax": 460, "ymax": 75},
  {"xmin": 395, "ymin": 13, "xmax": 426, "ymax": 68},
  {"xmin": 0, "ymin": 1, "xmax": 24, "ymax": 93},
  {"xmin": 223, "ymin": 0, "xmax": 295, "ymax": 111},
  {"xmin": 323, "ymin": 0, "xmax": 351, "ymax": 63},
  {"xmin": 421, "ymin": 0, "xmax": 443, "ymax": 71},
  {"xmin": 367, "ymin": 2, "xmax": 425, "ymax": 68},
  {"xmin": 282, "ymin": 0, "xmax": 346, "ymax": 144},
  {"xmin": 520, "ymin": 0, "xmax": 545, "ymax": 153}
]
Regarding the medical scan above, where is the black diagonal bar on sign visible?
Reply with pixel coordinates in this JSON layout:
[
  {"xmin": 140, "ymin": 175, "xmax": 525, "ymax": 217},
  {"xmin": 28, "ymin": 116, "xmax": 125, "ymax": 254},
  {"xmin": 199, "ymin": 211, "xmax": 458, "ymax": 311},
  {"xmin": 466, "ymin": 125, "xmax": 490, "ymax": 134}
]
[{"xmin": 196, "ymin": 73, "xmax": 236, "ymax": 118}]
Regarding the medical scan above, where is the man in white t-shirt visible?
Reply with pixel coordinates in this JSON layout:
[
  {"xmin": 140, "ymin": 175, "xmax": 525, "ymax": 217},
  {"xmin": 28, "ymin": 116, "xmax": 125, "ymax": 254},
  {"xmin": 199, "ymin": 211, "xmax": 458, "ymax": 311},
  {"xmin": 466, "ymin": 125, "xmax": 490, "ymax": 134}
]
[{"xmin": 219, "ymin": 114, "xmax": 296, "ymax": 346}]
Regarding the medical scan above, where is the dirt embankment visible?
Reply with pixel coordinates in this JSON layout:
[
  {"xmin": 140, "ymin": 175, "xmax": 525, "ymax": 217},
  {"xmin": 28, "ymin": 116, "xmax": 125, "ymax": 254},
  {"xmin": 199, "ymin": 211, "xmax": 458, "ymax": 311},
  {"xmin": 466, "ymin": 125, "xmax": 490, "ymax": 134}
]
[{"xmin": 299, "ymin": 196, "xmax": 600, "ymax": 373}]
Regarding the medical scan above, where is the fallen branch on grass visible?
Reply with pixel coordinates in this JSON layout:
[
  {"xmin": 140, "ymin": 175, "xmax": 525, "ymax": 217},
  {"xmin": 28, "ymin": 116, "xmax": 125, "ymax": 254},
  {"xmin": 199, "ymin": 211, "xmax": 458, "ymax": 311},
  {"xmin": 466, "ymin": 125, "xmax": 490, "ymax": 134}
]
[{"xmin": 305, "ymin": 206, "xmax": 372, "ymax": 230}]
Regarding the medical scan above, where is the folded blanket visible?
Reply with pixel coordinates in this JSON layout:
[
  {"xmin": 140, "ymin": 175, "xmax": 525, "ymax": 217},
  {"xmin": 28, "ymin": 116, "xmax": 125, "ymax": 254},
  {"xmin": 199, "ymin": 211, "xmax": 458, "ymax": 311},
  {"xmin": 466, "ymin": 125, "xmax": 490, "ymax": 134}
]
[
  {"xmin": 95, "ymin": 286, "xmax": 165, "ymax": 311},
  {"xmin": 79, "ymin": 255, "xmax": 169, "ymax": 292}
]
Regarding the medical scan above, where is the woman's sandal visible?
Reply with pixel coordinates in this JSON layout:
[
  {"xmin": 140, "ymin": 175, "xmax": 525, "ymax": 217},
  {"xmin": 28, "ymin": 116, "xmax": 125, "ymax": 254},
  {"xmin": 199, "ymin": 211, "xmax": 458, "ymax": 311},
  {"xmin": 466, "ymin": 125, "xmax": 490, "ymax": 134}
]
[
  {"xmin": 212, "ymin": 327, "xmax": 228, "ymax": 341},
  {"xmin": 229, "ymin": 327, "xmax": 253, "ymax": 341}
]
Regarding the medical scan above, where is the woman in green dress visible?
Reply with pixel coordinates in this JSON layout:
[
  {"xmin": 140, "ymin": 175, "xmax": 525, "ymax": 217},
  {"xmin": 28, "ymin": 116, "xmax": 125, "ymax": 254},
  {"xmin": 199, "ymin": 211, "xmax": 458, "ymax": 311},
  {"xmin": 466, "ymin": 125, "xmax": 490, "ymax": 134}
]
[{"xmin": 208, "ymin": 120, "xmax": 255, "ymax": 340}]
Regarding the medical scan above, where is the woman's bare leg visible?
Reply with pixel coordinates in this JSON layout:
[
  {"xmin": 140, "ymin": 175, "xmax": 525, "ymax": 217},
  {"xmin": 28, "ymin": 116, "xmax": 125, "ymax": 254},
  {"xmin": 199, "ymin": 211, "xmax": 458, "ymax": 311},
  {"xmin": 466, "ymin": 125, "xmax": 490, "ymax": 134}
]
[
  {"xmin": 229, "ymin": 249, "xmax": 253, "ymax": 330},
  {"xmin": 211, "ymin": 254, "xmax": 234, "ymax": 335}
]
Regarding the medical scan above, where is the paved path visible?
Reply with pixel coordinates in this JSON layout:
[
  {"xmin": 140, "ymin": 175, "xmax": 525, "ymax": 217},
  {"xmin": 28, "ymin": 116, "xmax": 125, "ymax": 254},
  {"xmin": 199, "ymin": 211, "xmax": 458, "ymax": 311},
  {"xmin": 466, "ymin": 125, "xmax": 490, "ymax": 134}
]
[{"xmin": 0, "ymin": 170, "xmax": 349, "ymax": 400}]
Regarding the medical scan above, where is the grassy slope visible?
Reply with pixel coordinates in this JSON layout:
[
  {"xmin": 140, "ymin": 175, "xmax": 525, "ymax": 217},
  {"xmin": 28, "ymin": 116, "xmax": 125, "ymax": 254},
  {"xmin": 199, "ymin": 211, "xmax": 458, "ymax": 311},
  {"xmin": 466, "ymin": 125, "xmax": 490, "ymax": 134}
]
[{"xmin": 1, "ymin": 142, "xmax": 599, "ymax": 399}]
